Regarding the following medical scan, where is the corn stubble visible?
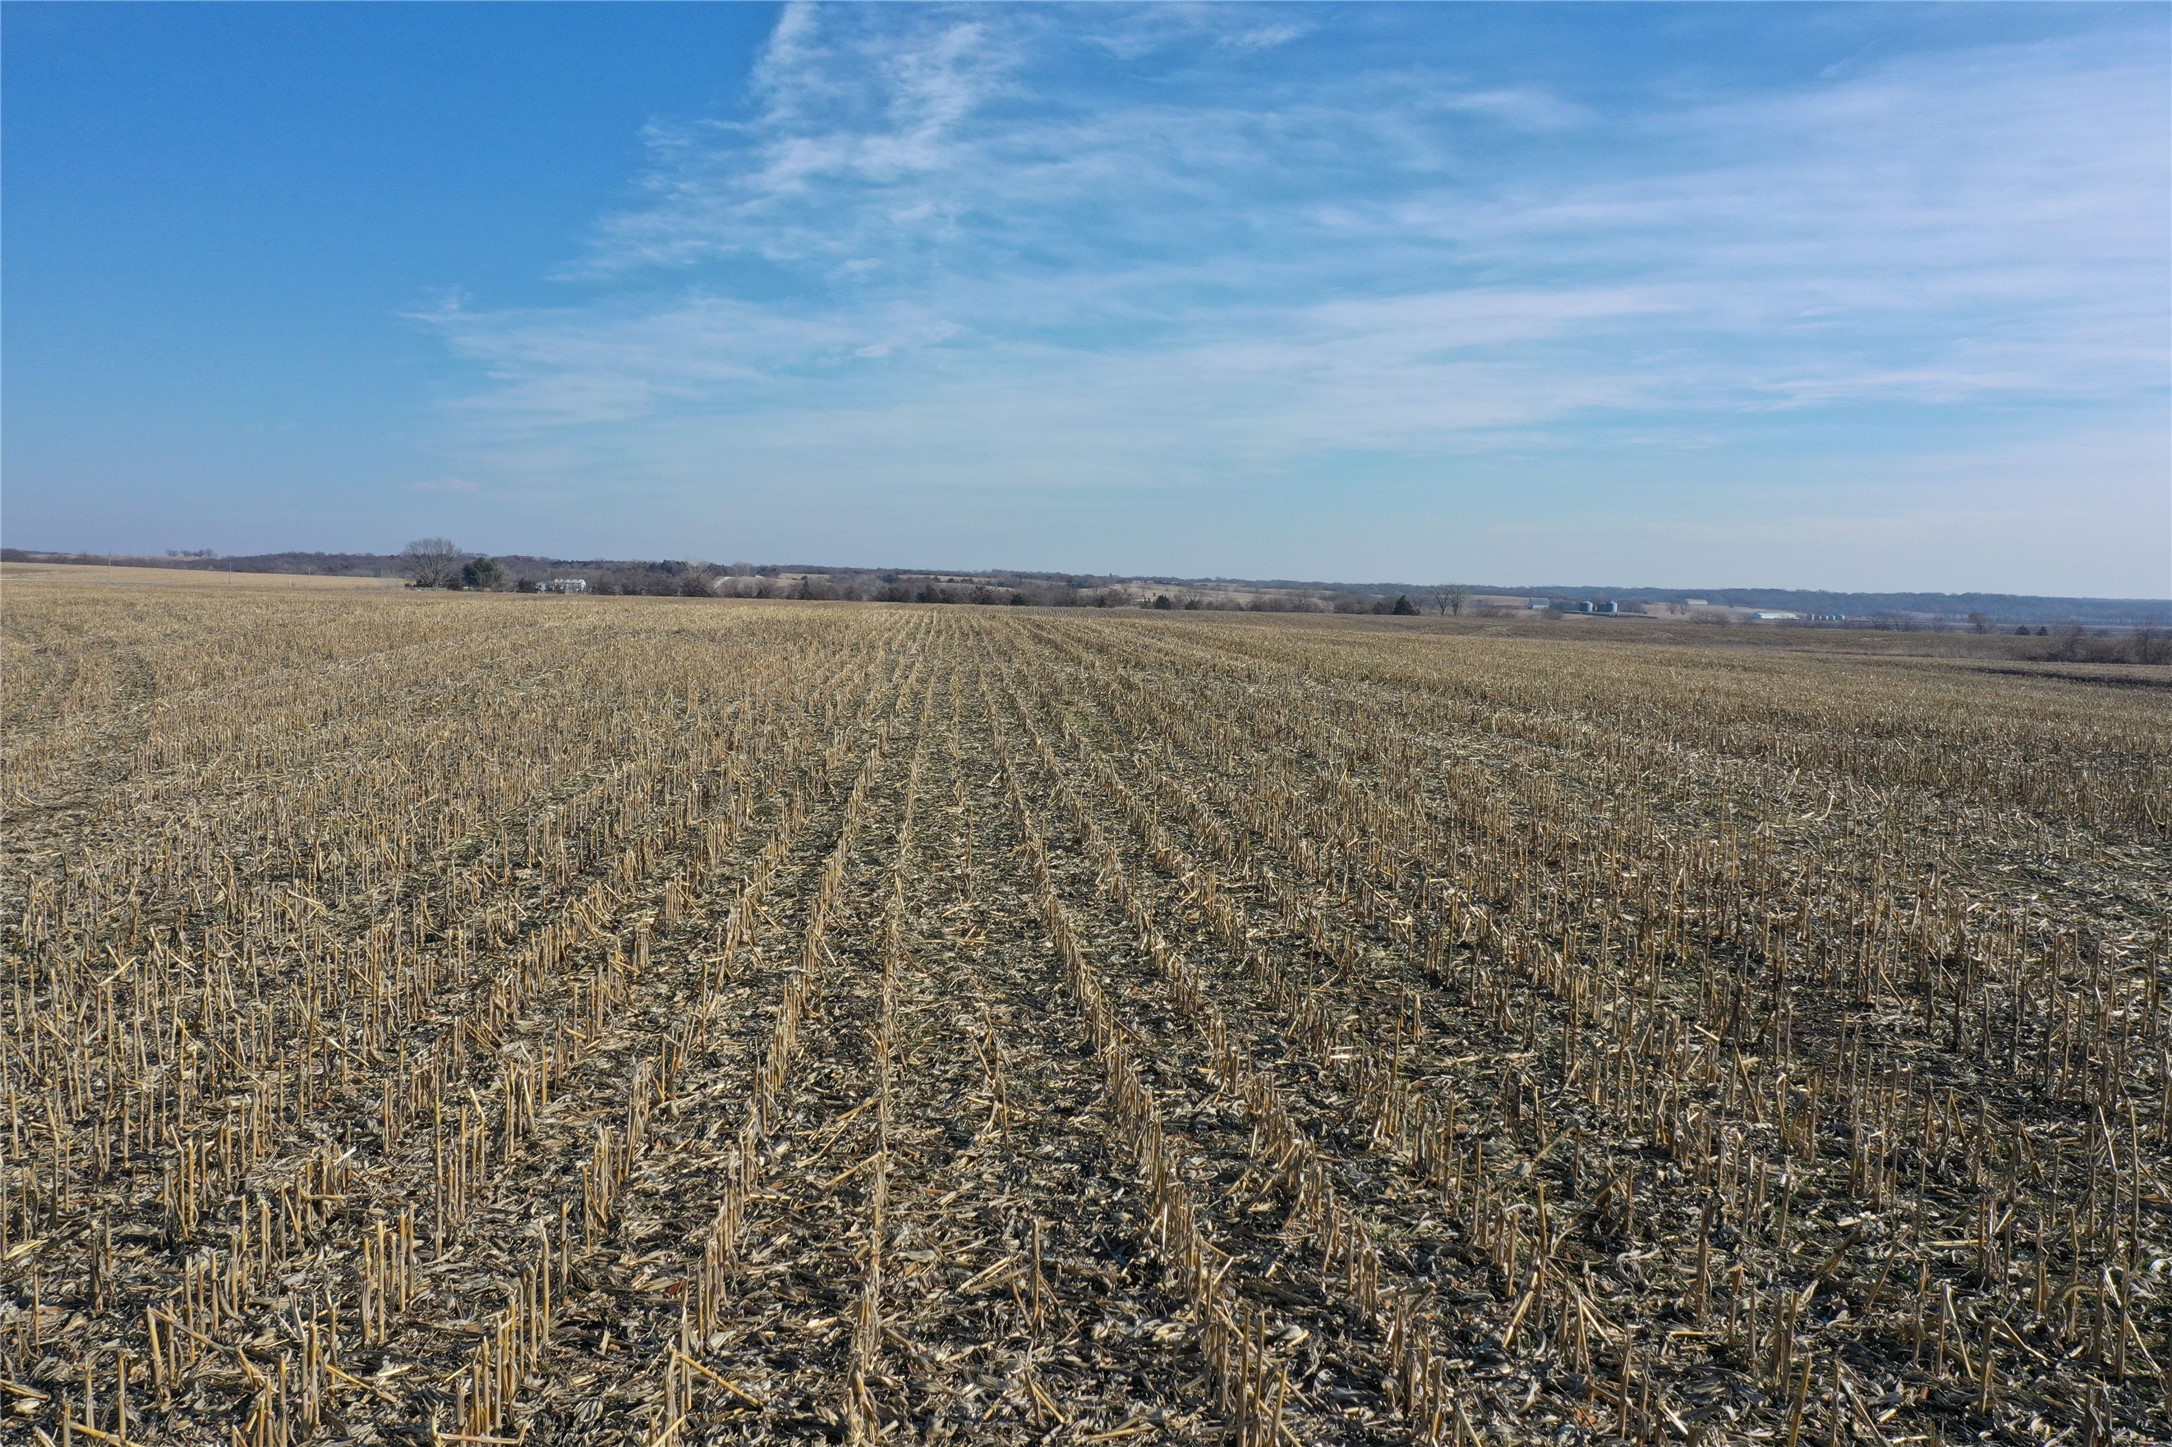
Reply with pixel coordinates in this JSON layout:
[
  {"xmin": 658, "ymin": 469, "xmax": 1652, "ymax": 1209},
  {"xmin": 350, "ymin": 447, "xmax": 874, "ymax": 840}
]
[{"xmin": 1, "ymin": 585, "xmax": 2165, "ymax": 1445}]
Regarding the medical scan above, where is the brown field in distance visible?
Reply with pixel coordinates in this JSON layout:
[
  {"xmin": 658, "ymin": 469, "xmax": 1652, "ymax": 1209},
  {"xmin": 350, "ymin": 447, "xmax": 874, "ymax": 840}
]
[
  {"xmin": 2, "ymin": 584, "xmax": 2165, "ymax": 1444},
  {"xmin": 1, "ymin": 561, "xmax": 404, "ymax": 592}
]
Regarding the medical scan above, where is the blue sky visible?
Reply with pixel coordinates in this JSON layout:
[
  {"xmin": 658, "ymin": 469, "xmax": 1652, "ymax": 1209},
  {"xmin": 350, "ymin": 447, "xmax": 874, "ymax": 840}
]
[{"xmin": 5, "ymin": 3, "xmax": 2167, "ymax": 594}]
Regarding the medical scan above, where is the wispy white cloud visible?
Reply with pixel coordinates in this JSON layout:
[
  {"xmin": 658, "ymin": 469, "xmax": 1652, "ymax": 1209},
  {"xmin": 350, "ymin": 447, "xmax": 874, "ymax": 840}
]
[
  {"xmin": 1216, "ymin": 21, "xmax": 1309, "ymax": 54},
  {"xmin": 1432, "ymin": 86, "xmax": 1586, "ymax": 130},
  {"xmin": 1083, "ymin": 4, "xmax": 1311, "ymax": 62}
]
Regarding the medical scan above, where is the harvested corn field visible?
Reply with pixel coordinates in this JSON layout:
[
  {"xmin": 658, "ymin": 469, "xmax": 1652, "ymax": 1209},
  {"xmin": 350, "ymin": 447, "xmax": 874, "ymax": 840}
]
[{"xmin": 2, "ymin": 582, "xmax": 2167, "ymax": 1446}]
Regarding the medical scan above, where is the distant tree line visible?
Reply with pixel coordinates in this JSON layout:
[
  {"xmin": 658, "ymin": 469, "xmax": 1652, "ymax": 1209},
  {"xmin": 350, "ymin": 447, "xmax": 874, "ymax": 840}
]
[
  {"xmin": 2030, "ymin": 620, "xmax": 2170, "ymax": 666},
  {"xmin": 391, "ymin": 541, "xmax": 1473, "ymax": 613}
]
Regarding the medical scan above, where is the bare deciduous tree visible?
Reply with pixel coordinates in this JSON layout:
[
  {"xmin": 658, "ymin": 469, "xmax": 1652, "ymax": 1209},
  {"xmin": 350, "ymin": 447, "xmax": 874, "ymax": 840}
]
[{"xmin": 400, "ymin": 538, "xmax": 462, "ymax": 589}]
